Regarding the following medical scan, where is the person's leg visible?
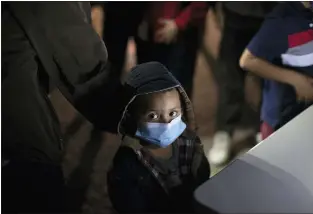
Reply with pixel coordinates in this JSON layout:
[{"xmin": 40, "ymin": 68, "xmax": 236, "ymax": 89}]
[
  {"xmin": 135, "ymin": 36, "xmax": 155, "ymax": 64},
  {"xmin": 154, "ymin": 43, "xmax": 173, "ymax": 67},
  {"xmin": 135, "ymin": 35, "xmax": 173, "ymax": 69},
  {"xmin": 162, "ymin": 42, "xmax": 184, "ymax": 77},
  {"xmin": 216, "ymin": 26, "xmax": 262, "ymax": 134},
  {"xmin": 208, "ymin": 9, "xmax": 263, "ymax": 165},
  {"xmin": 236, "ymin": 21, "xmax": 264, "ymax": 136},
  {"xmin": 208, "ymin": 22, "xmax": 243, "ymax": 165},
  {"xmin": 104, "ymin": 3, "xmax": 146, "ymax": 77},
  {"xmin": 166, "ymin": 30, "xmax": 199, "ymax": 98},
  {"xmin": 104, "ymin": 18, "xmax": 132, "ymax": 77}
]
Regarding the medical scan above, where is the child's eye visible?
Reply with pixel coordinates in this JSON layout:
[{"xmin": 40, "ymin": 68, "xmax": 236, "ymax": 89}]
[
  {"xmin": 169, "ymin": 111, "xmax": 178, "ymax": 118},
  {"xmin": 147, "ymin": 113, "xmax": 158, "ymax": 120}
]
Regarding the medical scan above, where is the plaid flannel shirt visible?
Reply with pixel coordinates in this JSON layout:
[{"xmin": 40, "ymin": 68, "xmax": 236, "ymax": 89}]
[{"xmin": 124, "ymin": 133, "xmax": 203, "ymax": 194}]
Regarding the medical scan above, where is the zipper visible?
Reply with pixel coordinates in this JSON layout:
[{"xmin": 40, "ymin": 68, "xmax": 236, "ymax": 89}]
[{"xmin": 40, "ymin": 86, "xmax": 64, "ymax": 151}]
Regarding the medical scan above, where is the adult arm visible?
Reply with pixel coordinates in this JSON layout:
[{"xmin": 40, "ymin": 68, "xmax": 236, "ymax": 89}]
[
  {"xmin": 239, "ymin": 18, "xmax": 313, "ymax": 101},
  {"xmin": 155, "ymin": 2, "xmax": 208, "ymax": 44},
  {"xmin": 174, "ymin": 2, "xmax": 209, "ymax": 31},
  {"xmin": 9, "ymin": 2, "xmax": 123, "ymax": 133},
  {"xmin": 240, "ymin": 50, "xmax": 304, "ymax": 88},
  {"xmin": 58, "ymin": 2, "xmax": 124, "ymax": 133},
  {"xmin": 240, "ymin": 50, "xmax": 313, "ymax": 101},
  {"xmin": 91, "ymin": 4, "xmax": 104, "ymax": 38}
]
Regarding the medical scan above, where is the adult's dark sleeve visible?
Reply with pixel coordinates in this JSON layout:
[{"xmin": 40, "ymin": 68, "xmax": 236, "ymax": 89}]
[{"xmin": 9, "ymin": 2, "xmax": 123, "ymax": 133}]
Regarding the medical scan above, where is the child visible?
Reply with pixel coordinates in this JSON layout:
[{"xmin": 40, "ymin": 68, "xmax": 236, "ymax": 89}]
[
  {"xmin": 107, "ymin": 62, "xmax": 210, "ymax": 213},
  {"xmin": 240, "ymin": 1, "xmax": 313, "ymax": 140}
]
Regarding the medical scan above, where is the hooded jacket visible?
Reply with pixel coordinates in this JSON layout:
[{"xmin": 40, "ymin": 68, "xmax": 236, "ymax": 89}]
[{"xmin": 107, "ymin": 62, "xmax": 210, "ymax": 213}]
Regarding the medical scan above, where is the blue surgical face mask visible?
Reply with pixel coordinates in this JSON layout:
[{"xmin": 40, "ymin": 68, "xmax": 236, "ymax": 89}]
[{"xmin": 135, "ymin": 115, "xmax": 187, "ymax": 148}]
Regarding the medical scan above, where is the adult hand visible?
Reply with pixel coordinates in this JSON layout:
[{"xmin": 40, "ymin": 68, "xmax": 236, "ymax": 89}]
[
  {"xmin": 155, "ymin": 18, "xmax": 178, "ymax": 44},
  {"xmin": 91, "ymin": 5, "xmax": 104, "ymax": 38},
  {"xmin": 291, "ymin": 73, "xmax": 313, "ymax": 102}
]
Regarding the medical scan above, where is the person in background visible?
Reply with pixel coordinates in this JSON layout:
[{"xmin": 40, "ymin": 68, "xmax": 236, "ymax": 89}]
[
  {"xmin": 205, "ymin": 2, "xmax": 277, "ymax": 166},
  {"xmin": 135, "ymin": 2, "xmax": 208, "ymax": 97},
  {"xmin": 240, "ymin": 1, "xmax": 313, "ymax": 140},
  {"xmin": 99, "ymin": 2, "xmax": 147, "ymax": 77},
  {"xmin": 2, "ymin": 2, "xmax": 122, "ymax": 213},
  {"xmin": 107, "ymin": 62, "xmax": 210, "ymax": 213}
]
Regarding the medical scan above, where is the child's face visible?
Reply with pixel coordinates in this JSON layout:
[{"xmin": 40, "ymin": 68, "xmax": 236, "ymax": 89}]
[{"xmin": 136, "ymin": 89, "xmax": 182, "ymax": 124}]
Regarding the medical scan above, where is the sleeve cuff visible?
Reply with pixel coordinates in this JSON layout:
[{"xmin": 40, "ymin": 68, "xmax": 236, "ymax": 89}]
[{"xmin": 174, "ymin": 16, "xmax": 188, "ymax": 31}]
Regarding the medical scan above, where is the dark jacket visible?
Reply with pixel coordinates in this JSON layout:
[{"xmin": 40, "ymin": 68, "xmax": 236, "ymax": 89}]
[
  {"xmin": 222, "ymin": 2, "xmax": 278, "ymax": 29},
  {"xmin": 107, "ymin": 62, "xmax": 210, "ymax": 213},
  {"xmin": 2, "ymin": 2, "xmax": 122, "ymax": 162},
  {"xmin": 223, "ymin": 2, "xmax": 278, "ymax": 18}
]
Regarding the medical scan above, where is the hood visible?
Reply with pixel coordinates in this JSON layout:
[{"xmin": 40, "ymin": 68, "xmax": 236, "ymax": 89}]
[
  {"xmin": 117, "ymin": 62, "xmax": 197, "ymax": 136},
  {"xmin": 267, "ymin": 2, "xmax": 312, "ymax": 19}
]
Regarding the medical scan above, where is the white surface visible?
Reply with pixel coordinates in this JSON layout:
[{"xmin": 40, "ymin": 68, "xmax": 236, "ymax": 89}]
[{"xmin": 194, "ymin": 105, "xmax": 313, "ymax": 213}]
